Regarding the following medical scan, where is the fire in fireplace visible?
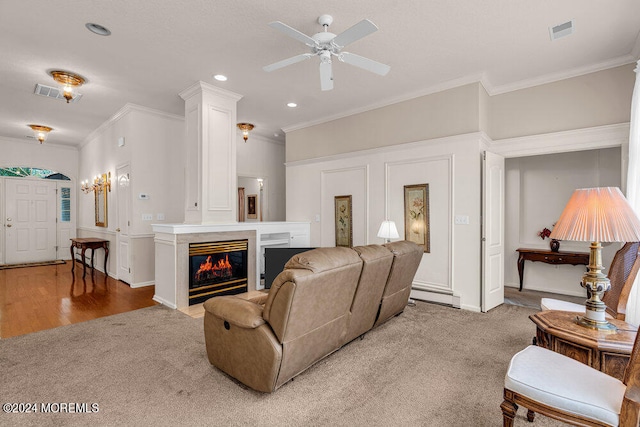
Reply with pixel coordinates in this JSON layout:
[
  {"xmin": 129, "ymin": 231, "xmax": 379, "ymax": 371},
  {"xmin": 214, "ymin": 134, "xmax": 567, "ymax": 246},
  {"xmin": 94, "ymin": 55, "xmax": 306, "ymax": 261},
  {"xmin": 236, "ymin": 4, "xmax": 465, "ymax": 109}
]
[{"xmin": 188, "ymin": 240, "xmax": 248, "ymax": 305}]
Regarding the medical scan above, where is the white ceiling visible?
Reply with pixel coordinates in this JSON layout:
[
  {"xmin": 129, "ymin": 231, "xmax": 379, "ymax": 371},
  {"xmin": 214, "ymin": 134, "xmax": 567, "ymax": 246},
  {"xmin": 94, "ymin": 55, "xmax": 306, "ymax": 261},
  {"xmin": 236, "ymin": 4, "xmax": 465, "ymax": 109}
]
[{"xmin": 1, "ymin": 1, "xmax": 639, "ymax": 147}]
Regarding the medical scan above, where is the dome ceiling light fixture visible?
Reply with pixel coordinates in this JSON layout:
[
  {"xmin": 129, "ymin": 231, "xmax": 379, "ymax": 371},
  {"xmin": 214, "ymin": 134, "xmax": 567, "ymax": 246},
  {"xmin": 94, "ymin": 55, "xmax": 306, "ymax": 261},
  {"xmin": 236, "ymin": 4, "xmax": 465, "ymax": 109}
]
[
  {"xmin": 49, "ymin": 70, "xmax": 86, "ymax": 103},
  {"xmin": 28, "ymin": 124, "xmax": 53, "ymax": 144},
  {"xmin": 237, "ymin": 123, "xmax": 255, "ymax": 142}
]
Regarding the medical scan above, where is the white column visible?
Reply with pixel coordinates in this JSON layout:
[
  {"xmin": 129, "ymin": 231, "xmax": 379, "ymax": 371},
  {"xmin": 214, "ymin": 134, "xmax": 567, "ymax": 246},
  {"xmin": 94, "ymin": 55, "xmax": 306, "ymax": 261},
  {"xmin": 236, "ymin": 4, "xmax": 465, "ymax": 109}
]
[{"xmin": 179, "ymin": 82, "xmax": 242, "ymax": 224}]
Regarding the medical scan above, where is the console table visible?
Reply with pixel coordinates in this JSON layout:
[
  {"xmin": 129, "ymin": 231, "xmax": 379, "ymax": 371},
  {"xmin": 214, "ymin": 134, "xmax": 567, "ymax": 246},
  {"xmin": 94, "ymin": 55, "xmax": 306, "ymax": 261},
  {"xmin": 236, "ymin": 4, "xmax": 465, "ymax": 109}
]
[
  {"xmin": 70, "ymin": 238, "xmax": 109, "ymax": 278},
  {"xmin": 516, "ymin": 248, "xmax": 589, "ymax": 291},
  {"xmin": 530, "ymin": 310, "xmax": 637, "ymax": 380}
]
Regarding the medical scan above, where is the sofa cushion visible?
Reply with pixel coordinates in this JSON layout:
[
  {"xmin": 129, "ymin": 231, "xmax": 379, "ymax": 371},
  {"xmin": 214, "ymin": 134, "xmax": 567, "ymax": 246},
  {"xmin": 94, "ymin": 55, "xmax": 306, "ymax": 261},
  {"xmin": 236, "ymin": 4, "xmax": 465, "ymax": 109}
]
[{"xmin": 505, "ymin": 345, "xmax": 624, "ymax": 426}]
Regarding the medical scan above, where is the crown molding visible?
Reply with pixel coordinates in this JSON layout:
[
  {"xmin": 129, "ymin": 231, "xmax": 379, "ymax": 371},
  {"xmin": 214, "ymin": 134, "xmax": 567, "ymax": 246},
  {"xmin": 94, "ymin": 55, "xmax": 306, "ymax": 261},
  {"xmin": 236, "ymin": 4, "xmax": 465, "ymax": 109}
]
[
  {"xmin": 0, "ymin": 135, "xmax": 79, "ymax": 151},
  {"xmin": 283, "ymin": 53, "xmax": 637, "ymax": 134},
  {"xmin": 487, "ymin": 55, "xmax": 638, "ymax": 96},
  {"xmin": 487, "ymin": 123, "xmax": 630, "ymax": 158},
  {"xmin": 179, "ymin": 80, "xmax": 243, "ymax": 102},
  {"xmin": 81, "ymin": 103, "xmax": 184, "ymax": 148},
  {"xmin": 282, "ymin": 74, "xmax": 486, "ymax": 134}
]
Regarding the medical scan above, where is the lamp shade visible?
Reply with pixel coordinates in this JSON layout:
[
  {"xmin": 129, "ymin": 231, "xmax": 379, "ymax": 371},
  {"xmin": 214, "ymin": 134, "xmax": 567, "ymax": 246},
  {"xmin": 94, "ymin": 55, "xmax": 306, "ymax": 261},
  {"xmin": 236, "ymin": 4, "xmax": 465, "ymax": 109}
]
[
  {"xmin": 550, "ymin": 187, "xmax": 640, "ymax": 242},
  {"xmin": 377, "ymin": 220, "xmax": 399, "ymax": 239}
]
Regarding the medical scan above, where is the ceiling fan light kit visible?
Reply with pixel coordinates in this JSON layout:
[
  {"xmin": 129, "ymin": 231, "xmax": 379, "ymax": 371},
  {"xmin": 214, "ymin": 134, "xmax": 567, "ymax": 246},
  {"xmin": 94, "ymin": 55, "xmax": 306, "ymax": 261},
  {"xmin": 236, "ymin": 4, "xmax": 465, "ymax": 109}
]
[{"xmin": 263, "ymin": 14, "xmax": 390, "ymax": 91}]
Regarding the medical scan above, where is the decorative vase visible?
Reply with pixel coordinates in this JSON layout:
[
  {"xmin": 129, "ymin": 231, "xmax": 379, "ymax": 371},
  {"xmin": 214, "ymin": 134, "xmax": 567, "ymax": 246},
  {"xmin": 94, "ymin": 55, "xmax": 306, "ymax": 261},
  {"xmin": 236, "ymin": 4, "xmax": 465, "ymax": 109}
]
[{"xmin": 550, "ymin": 239, "xmax": 560, "ymax": 252}]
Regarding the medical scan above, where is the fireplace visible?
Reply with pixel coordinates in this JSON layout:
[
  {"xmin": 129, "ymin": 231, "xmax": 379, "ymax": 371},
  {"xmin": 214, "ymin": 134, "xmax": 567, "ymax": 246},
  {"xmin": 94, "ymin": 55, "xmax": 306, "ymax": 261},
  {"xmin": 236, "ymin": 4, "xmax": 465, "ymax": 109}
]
[{"xmin": 188, "ymin": 240, "xmax": 248, "ymax": 305}]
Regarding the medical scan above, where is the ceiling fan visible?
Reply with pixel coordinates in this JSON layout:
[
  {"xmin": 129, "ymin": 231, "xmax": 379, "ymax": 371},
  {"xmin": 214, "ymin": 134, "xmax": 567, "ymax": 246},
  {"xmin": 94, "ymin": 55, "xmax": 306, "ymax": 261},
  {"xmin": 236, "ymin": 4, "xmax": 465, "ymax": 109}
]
[{"xmin": 263, "ymin": 14, "xmax": 390, "ymax": 91}]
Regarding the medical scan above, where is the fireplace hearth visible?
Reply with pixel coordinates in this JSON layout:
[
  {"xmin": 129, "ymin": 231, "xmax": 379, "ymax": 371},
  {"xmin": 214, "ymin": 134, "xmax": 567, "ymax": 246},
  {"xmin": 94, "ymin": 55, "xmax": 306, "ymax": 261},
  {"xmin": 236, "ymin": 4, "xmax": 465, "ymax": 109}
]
[{"xmin": 188, "ymin": 240, "xmax": 248, "ymax": 305}]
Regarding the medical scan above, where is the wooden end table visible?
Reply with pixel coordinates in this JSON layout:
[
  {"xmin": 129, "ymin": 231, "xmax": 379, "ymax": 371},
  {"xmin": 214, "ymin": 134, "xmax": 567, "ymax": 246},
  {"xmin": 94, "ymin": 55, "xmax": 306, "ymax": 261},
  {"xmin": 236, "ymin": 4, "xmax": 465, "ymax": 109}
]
[
  {"xmin": 516, "ymin": 248, "xmax": 589, "ymax": 291},
  {"xmin": 70, "ymin": 238, "xmax": 109, "ymax": 278},
  {"xmin": 530, "ymin": 310, "xmax": 637, "ymax": 380}
]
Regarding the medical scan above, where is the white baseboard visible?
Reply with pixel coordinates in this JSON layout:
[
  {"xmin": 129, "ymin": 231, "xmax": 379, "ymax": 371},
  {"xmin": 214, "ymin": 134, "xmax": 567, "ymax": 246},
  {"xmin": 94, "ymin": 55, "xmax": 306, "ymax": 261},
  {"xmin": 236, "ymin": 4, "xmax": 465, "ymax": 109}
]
[
  {"xmin": 411, "ymin": 288, "xmax": 461, "ymax": 308},
  {"xmin": 130, "ymin": 280, "xmax": 154, "ymax": 289},
  {"xmin": 153, "ymin": 295, "xmax": 177, "ymax": 309}
]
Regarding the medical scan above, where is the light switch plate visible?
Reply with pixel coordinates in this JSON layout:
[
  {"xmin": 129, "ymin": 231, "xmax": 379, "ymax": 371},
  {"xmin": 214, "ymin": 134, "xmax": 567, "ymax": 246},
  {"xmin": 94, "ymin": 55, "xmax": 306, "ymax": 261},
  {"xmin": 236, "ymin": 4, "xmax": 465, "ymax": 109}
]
[
  {"xmin": 454, "ymin": 215, "xmax": 470, "ymax": 225},
  {"xmin": 142, "ymin": 214, "xmax": 153, "ymax": 221}
]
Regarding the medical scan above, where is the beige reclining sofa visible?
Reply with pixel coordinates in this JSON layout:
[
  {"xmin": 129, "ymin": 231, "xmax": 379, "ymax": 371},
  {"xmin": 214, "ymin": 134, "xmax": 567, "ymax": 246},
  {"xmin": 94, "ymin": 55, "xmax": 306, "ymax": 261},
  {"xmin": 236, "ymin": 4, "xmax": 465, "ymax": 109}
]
[{"xmin": 203, "ymin": 241, "xmax": 422, "ymax": 392}]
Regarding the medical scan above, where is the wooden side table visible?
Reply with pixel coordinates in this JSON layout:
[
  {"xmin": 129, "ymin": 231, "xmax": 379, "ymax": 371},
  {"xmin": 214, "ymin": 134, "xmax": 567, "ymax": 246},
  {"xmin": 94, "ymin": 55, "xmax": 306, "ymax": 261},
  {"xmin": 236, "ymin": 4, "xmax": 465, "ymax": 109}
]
[
  {"xmin": 516, "ymin": 248, "xmax": 589, "ymax": 291},
  {"xmin": 70, "ymin": 238, "xmax": 109, "ymax": 278},
  {"xmin": 530, "ymin": 310, "xmax": 637, "ymax": 380}
]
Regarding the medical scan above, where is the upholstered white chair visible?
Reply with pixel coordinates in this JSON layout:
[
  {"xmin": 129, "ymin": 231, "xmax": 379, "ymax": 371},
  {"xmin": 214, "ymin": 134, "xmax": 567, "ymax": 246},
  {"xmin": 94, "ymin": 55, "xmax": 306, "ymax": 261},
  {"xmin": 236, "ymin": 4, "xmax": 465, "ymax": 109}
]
[
  {"xmin": 501, "ymin": 333, "xmax": 640, "ymax": 426},
  {"xmin": 540, "ymin": 242, "xmax": 640, "ymax": 321}
]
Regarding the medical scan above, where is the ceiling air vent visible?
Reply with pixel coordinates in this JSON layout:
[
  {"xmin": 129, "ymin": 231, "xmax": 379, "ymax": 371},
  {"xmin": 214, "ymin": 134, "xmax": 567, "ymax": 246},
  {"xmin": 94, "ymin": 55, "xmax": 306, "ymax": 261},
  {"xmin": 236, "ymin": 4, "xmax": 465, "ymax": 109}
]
[
  {"xmin": 549, "ymin": 20, "xmax": 574, "ymax": 41},
  {"xmin": 33, "ymin": 83, "xmax": 83, "ymax": 102}
]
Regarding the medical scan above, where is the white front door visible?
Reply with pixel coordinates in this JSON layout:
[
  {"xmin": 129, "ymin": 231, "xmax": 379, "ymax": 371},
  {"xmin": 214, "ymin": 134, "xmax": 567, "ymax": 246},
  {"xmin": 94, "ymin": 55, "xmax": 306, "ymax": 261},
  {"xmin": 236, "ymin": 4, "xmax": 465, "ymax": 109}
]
[
  {"xmin": 482, "ymin": 151, "xmax": 505, "ymax": 312},
  {"xmin": 116, "ymin": 164, "xmax": 132, "ymax": 284},
  {"xmin": 5, "ymin": 178, "xmax": 57, "ymax": 264}
]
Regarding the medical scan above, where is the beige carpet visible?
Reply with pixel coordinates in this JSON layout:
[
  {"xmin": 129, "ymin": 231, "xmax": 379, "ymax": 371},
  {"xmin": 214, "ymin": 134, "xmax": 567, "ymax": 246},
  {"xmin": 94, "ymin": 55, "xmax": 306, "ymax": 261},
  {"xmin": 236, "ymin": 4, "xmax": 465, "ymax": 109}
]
[{"xmin": 0, "ymin": 302, "xmax": 563, "ymax": 426}]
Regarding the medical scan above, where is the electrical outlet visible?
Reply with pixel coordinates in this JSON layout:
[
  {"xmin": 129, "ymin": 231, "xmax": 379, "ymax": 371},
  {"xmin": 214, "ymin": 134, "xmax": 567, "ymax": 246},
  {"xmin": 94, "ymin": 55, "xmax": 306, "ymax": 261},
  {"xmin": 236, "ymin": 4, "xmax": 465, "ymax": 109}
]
[
  {"xmin": 315, "ymin": 214, "xmax": 320, "ymax": 222},
  {"xmin": 142, "ymin": 214, "xmax": 153, "ymax": 221},
  {"xmin": 454, "ymin": 215, "xmax": 470, "ymax": 225}
]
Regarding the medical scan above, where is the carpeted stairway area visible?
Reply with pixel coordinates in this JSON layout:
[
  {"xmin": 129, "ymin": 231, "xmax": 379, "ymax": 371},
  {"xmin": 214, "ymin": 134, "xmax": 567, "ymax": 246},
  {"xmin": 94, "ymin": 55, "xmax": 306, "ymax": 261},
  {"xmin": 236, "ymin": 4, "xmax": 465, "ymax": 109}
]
[{"xmin": 0, "ymin": 301, "xmax": 563, "ymax": 426}]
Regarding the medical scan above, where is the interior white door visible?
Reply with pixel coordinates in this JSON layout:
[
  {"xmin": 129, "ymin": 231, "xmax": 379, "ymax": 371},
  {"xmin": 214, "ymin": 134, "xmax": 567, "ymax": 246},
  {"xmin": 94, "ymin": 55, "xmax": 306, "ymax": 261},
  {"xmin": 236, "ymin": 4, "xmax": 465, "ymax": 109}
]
[
  {"xmin": 116, "ymin": 164, "xmax": 132, "ymax": 284},
  {"xmin": 482, "ymin": 151, "xmax": 505, "ymax": 312},
  {"xmin": 5, "ymin": 178, "xmax": 57, "ymax": 264}
]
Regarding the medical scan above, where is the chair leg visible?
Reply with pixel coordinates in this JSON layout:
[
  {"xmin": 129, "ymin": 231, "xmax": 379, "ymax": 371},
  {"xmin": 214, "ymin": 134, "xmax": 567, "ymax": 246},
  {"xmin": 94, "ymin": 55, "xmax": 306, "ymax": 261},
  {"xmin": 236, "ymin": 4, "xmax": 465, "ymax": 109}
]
[
  {"xmin": 526, "ymin": 409, "xmax": 535, "ymax": 422},
  {"xmin": 501, "ymin": 389, "xmax": 518, "ymax": 427}
]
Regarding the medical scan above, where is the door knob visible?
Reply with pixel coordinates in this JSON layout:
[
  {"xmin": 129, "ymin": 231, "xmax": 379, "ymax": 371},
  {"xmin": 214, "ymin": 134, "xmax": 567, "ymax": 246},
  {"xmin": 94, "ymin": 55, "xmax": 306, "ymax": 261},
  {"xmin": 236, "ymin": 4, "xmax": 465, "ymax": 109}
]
[
  {"xmin": 6, "ymin": 217, "xmax": 11, "ymax": 221},
  {"xmin": 116, "ymin": 228, "xmax": 121, "ymax": 232},
  {"xmin": 6, "ymin": 224, "xmax": 12, "ymax": 227}
]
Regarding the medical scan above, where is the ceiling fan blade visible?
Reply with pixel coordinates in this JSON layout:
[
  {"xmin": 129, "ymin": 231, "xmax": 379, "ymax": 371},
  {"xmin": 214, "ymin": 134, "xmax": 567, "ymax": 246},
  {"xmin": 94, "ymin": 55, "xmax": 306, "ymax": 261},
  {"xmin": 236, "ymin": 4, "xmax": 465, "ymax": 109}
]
[
  {"xmin": 263, "ymin": 53, "xmax": 313, "ymax": 72},
  {"xmin": 319, "ymin": 61, "xmax": 333, "ymax": 91},
  {"xmin": 331, "ymin": 19, "xmax": 378, "ymax": 48},
  {"xmin": 268, "ymin": 21, "xmax": 318, "ymax": 47},
  {"xmin": 340, "ymin": 52, "xmax": 390, "ymax": 76}
]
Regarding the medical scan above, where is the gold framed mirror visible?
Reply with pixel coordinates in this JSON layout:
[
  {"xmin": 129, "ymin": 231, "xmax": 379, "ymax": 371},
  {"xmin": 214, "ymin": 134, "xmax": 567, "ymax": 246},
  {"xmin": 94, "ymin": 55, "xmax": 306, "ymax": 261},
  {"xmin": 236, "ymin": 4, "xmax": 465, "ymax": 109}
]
[{"xmin": 95, "ymin": 174, "xmax": 108, "ymax": 227}]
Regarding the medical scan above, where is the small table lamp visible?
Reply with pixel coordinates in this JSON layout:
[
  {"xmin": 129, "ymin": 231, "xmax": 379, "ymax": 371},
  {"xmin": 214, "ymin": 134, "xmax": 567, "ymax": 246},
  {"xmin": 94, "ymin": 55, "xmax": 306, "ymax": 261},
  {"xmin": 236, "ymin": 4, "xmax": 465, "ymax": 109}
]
[
  {"xmin": 550, "ymin": 187, "xmax": 640, "ymax": 330},
  {"xmin": 377, "ymin": 220, "xmax": 399, "ymax": 243}
]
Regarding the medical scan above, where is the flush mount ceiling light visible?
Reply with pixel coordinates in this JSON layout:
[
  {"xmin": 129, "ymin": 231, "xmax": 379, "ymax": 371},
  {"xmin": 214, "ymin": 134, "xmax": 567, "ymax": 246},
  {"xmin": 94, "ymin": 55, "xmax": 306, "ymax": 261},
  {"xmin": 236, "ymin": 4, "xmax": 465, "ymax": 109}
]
[
  {"xmin": 287, "ymin": 102, "xmax": 297, "ymax": 108},
  {"xmin": 213, "ymin": 74, "xmax": 228, "ymax": 81},
  {"xmin": 85, "ymin": 23, "xmax": 111, "ymax": 36},
  {"xmin": 49, "ymin": 70, "xmax": 86, "ymax": 103},
  {"xmin": 27, "ymin": 124, "xmax": 53, "ymax": 144},
  {"xmin": 237, "ymin": 123, "xmax": 255, "ymax": 142}
]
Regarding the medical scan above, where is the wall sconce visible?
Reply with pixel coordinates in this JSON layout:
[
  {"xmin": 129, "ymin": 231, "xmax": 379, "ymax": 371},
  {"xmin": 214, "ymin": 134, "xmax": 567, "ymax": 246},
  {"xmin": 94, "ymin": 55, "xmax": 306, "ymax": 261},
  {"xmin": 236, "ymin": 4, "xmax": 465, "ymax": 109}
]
[
  {"xmin": 257, "ymin": 178, "xmax": 264, "ymax": 190},
  {"xmin": 81, "ymin": 172, "xmax": 111, "ymax": 194},
  {"xmin": 27, "ymin": 124, "xmax": 53, "ymax": 144},
  {"xmin": 237, "ymin": 123, "xmax": 255, "ymax": 142},
  {"xmin": 49, "ymin": 70, "xmax": 86, "ymax": 103}
]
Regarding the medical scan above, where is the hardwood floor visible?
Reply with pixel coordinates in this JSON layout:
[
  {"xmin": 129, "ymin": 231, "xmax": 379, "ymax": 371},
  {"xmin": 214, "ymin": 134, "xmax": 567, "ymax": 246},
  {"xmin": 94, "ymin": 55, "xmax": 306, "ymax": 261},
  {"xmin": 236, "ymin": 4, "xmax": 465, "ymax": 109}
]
[{"xmin": 0, "ymin": 260, "xmax": 157, "ymax": 338}]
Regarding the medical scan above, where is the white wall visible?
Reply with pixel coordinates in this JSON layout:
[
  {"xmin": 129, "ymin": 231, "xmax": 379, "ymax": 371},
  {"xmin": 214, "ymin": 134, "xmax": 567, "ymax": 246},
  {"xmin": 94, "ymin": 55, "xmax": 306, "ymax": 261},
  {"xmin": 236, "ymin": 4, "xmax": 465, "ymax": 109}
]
[
  {"xmin": 287, "ymin": 133, "xmax": 483, "ymax": 311},
  {"xmin": 78, "ymin": 104, "xmax": 184, "ymax": 284},
  {"xmin": 237, "ymin": 134, "xmax": 285, "ymax": 221},
  {"xmin": 505, "ymin": 148, "xmax": 622, "ymax": 296},
  {"xmin": 0, "ymin": 137, "xmax": 79, "ymax": 263}
]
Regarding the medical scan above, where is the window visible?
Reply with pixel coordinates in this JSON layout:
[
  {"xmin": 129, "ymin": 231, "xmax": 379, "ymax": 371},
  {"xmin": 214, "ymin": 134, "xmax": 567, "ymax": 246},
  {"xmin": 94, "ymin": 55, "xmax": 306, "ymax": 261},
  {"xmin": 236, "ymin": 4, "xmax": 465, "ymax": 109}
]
[
  {"xmin": 60, "ymin": 187, "xmax": 71, "ymax": 222},
  {"xmin": 0, "ymin": 167, "xmax": 70, "ymax": 180}
]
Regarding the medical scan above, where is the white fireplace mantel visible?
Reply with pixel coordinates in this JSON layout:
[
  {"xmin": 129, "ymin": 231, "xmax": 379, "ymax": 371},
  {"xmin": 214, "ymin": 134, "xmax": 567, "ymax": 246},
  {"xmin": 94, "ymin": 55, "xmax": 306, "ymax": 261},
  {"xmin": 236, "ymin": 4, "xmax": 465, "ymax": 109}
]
[{"xmin": 152, "ymin": 221, "xmax": 310, "ymax": 309}]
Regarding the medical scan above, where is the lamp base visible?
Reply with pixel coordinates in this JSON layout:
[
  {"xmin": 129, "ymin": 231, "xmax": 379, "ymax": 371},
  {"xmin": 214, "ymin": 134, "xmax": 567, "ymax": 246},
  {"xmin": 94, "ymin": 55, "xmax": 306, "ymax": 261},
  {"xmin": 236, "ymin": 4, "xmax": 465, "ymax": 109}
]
[{"xmin": 575, "ymin": 315, "xmax": 617, "ymax": 331}]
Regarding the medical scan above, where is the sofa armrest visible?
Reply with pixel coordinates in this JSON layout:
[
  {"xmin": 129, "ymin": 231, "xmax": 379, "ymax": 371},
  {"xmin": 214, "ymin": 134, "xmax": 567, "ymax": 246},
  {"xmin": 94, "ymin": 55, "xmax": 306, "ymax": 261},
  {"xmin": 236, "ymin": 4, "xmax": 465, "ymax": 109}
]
[
  {"xmin": 234, "ymin": 290, "xmax": 269, "ymax": 305},
  {"xmin": 204, "ymin": 296, "xmax": 265, "ymax": 329}
]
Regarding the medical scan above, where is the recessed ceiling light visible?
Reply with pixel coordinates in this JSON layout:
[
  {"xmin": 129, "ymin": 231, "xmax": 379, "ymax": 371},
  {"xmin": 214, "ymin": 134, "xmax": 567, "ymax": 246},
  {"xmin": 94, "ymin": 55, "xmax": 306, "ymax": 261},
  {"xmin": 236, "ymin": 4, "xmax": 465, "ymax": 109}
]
[
  {"xmin": 287, "ymin": 102, "xmax": 297, "ymax": 108},
  {"xmin": 85, "ymin": 23, "xmax": 111, "ymax": 36},
  {"xmin": 274, "ymin": 133, "xmax": 280, "ymax": 137},
  {"xmin": 213, "ymin": 74, "xmax": 228, "ymax": 82}
]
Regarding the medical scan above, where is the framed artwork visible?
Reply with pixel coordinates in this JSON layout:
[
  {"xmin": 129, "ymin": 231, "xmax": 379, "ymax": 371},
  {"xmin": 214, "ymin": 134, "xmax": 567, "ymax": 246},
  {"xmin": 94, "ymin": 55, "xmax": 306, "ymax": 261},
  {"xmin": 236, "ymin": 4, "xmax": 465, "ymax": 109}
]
[
  {"xmin": 247, "ymin": 194, "xmax": 257, "ymax": 219},
  {"xmin": 404, "ymin": 184, "xmax": 430, "ymax": 253},
  {"xmin": 334, "ymin": 195, "xmax": 353, "ymax": 247}
]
